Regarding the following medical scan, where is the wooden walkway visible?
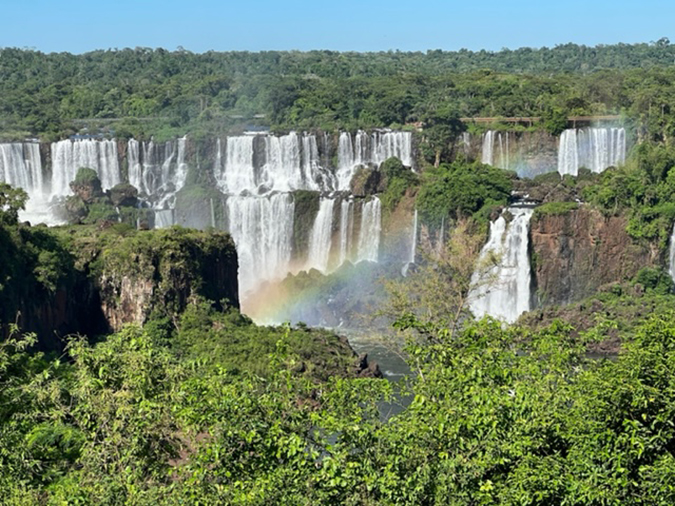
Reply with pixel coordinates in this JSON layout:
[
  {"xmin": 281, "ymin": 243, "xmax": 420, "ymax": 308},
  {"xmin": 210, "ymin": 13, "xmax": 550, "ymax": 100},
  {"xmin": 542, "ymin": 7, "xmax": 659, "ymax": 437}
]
[{"xmin": 460, "ymin": 115, "xmax": 622, "ymax": 125}]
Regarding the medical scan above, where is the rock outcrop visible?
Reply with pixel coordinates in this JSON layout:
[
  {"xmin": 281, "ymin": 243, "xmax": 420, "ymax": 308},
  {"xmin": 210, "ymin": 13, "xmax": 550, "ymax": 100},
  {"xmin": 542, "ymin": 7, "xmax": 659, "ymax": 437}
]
[
  {"xmin": 3, "ymin": 225, "xmax": 239, "ymax": 348},
  {"xmin": 530, "ymin": 206, "xmax": 657, "ymax": 306}
]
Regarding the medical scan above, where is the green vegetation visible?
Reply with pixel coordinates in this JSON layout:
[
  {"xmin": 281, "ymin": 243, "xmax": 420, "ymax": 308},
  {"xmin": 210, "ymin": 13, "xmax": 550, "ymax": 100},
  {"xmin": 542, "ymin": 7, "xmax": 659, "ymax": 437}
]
[
  {"xmin": 532, "ymin": 201, "xmax": 579, "ymax": 219},
  {"xmin": 582, "ymin": 142, "xmax": 675, "ymax": 250},
  {"xmin": 380, "ymin": 157, "xmax": 419, "ymax": 214},
  {"xmin": 5, "ymin": 295, "xmax": 675, "ymax": 502},
  {"xmin": 0, "ymin": 182, "xmax": 27, "ymax": 225},
  {"xmin": 73, "ymin": 167, "xmax": 100, "ymax": 185},
  {"xmin": 2, "ymin": 43, "xmax": 675, "ymax": 140},
  {"xmin": 416, "ymin": 159, "xmax": 514, "ymax": 228}
]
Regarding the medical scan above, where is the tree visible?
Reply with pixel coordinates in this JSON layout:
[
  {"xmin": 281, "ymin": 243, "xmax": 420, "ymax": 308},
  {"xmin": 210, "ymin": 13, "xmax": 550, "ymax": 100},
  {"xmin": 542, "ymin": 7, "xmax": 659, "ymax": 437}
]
[
  {"xmin": 0, "ymin": 183, "xmax": 27, "ymax": 225},
  {"xmin": 420, "ymin": 106, "xmax": 465, "ymax": 167}
]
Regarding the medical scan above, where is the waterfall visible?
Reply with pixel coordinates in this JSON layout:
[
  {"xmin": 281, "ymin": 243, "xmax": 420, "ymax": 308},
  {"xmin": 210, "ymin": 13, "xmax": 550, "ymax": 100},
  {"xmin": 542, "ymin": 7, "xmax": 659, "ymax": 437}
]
[
  {"xmin": 461, "ymin": 132, "xmax": 472, "ymax": 156},
  {"xmin": 306, "ymin": 197, "xmax": 336, "ymax": 273},
  {"xmin": 220, "ymin": 135, "xmax": 256, "ymax": 194},
  {"xmin": 481, "ymin": 131, "xmax": 495, "ymax": 165},
  {"xmin": 481, "ymin": 130, "xmax": 508, "ymax": 169},
  {"xmin": 402, "ymin": 209, "xmax": 418, "ymax": 276},
  {"xmin": 51, "ymin": 139, "xmax": 121, "ymax": 197},
  {"xmin": 0, "ymin": 143, "xmax": 43, "ymax": 198},
  {"xmin": 226, "ymin": 193, "xmax": 295, "ymax": 295},
  {"xmin": 558, "ymin": 129, "xmax": 579, "ymax": 176},
  {"xmin": 126, "ymin": 137, "xmax": 187, "ymax": 208},
  {"xmin": 262, "ymin": 132, "xmax": 307, "ymax": 192},
  {"xmin": 336, "ymin": 132, "xmax": 356, "ymax": 191},
  {"xmin": 558, "ymin": 127, "xmax": 626, "ymax": 176},
  {"xmin": 669, "ymin": 223, "xmax": 675, "ymax": 282},
  {"xmin": 155, "ymin": 209, "xmax": 174, "ymax": 228},
  {"xmin": 357, "ymin": 197, "xmax": 382, "ymax": 262},
  {"xmin": 469, "ymin": 207, "xmax": 533, "ymax": 323},
  {"xmin": 0, "ymin": 142, "xmax": 53, "ymax": 223},
  {"xmin": 371, "ymin": 131, "xmax": 413, "ymax": 167},
  {"xmin": 336, "ymin": 130, "xmax": 413, "ymax": 191},
  {"xmin": 215, "ymin": 133, "xmax": 335, "ymax": 194},
  {"xmin": 338, "ymin": 198, "xmax": 355, "ymax": 267},
  {"xmin": 128, "ymin": 139, "xmax": 142, "ymax": 193}
]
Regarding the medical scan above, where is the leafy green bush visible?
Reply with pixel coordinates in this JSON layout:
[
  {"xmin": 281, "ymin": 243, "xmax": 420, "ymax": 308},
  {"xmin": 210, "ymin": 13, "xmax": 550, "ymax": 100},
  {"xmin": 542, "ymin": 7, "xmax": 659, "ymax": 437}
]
[
  {"xmin": 416, "ymin": 159, "xmax": 513, "ymax": 227},
  {"xmin": 533, "ymin": 201, "xmax": 579, "ymax": 219},
  {"xmin": 635, "ymin": 267, "xmax": 675, "ymax": 294},
  {"xmin": 73, "ymin": 167, "xmax": 100, "ymax": 185},
  {"xmin": 380, "ymin": 157, "xmax": 418, "ymax": 213}
]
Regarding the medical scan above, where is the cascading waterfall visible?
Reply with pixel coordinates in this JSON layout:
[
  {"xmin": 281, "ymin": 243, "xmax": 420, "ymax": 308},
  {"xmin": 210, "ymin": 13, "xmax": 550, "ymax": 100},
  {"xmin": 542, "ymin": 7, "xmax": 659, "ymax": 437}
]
[
  {"xmin": 220, "ymin": 135, "xmax": 256, "ymax": 194},
  {"xmin": 461, "ymin": 132, "xmax": 472, "ymax": 156},
  {"xmin": 338, "ymin": 198, "xmax": 355, "ymax": 266},
  {"xmin": 669, "ymin": 223, "xmax": 675, "ymax": 282},
  {"xmin": 402, "ymin": 209, "xmax": 418, "ymax": 276},
  {"xmin": 558, "ymin": 127, "xmax": 626, "ymax": 176},
  {"xmin": 51, "ymin": 139, "xmax": 121, "ymax": 197},
  {"xmin": 469, "ymin": 206, "xmax": 533, "ymax": 323},
  {"xmin": 336, "ymin": 132, "xmax": 356, "ymax": 190},
  {"xmin": 226, "ymin": 193, "xmax": 295, "ymax": 295},
  {"xmin": 126, "ymin": 137, "xmax": 188, "ymax": 208},
  {"xmin": 336, "ymin": 131, "xmax": 413, "ymax": 191},
  {"xmin": 0, "ymin": 142, "xmax": 52, "ymax": 223},
  {"xmin": 154, "ymin": 209, "xmax": 174, "ymax": 228},
  {"xmin": 481, "ymin": 131, "xmax": 495, "ymax": 165},
  {"xmin": 215, "ymin": 133, "xmax": 335, "ymax": 194},
  {"xmin": 371, "ymin": 131, "xmax": 413, "ymax": 167},
  {"xmin": 357, "ymin": 197, "xmax": 382, "ymax": 262},
  {"xmin": 306, "ymin": 198, "xmax": 336, "ymax": 273},
  {"xmin": 481, "ymin": 130, "xmax": 509, "ymax": 169},
  {"xmin": 2, "ymin": 131, "xmax": 406, "ymax": 302},
  {"xmin": 0, "ymin": 143, "xmax": 43, "ymax": 198}
]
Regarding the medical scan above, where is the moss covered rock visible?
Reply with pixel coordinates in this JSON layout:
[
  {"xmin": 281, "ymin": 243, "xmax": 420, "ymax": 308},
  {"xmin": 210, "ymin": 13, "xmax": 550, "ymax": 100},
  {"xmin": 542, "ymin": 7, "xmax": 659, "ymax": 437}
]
[
  {"xmin": 70, "ymin": 167, "xmax": 103, "ymax": 204},
  {"xmin": 109, "ymin": 183, "xmax": 139, "ymax": 207},
  {"xmin": 350, "ymin": 165, "xmax": 384, "ymax": 197}
]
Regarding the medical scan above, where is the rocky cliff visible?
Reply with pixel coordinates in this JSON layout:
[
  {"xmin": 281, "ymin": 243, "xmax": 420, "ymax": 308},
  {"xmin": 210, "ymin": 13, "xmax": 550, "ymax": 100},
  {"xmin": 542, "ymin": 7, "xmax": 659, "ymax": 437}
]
[
  {"xmin": 2, "ymin": 224, "xmax": 239, "ymax": 348},
  {"xmin": 530, "ymin": 206, "xmax": 657, "ymax": 306}
]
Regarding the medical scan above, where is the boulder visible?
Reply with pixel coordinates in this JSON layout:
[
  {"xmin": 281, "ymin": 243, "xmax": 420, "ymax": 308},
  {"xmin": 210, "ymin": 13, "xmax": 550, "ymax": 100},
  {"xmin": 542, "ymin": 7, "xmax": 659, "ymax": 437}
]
[
  {"xmin": 109, "ymin": 183, "xmax": 139, "ymax": 207},
  {"xmin": 70, "ymin": 167, "xmax": 103, "ymax": 204}
]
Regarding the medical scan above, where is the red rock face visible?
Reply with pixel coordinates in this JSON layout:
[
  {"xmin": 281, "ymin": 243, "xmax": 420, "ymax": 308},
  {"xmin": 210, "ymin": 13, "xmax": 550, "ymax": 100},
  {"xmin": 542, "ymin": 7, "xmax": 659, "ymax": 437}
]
[{"xmin": 530, "ymin": 207, "xmax": 656, "ymax": 306}]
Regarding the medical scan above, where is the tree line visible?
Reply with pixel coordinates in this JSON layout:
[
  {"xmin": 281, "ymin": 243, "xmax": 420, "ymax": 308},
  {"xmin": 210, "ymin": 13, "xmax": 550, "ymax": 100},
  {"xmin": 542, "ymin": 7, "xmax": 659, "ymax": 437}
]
[{"xmin": 1, "ymin": 42, "xmax": 675, "ymax": 141}]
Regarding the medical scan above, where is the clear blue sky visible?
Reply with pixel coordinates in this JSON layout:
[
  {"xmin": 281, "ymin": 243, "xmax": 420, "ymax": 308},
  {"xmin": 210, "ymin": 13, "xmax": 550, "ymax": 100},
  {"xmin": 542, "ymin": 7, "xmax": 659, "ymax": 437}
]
[{"xmin": 3, "ymin": 0, "xmax": 671, "ymax": 54}]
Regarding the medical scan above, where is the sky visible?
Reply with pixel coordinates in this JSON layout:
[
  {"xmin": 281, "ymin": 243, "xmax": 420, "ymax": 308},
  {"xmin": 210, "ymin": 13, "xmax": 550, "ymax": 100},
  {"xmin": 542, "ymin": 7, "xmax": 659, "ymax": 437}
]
[{"xmin": 3, "ymin": 0, "xmax": 672, "ymax": 54}]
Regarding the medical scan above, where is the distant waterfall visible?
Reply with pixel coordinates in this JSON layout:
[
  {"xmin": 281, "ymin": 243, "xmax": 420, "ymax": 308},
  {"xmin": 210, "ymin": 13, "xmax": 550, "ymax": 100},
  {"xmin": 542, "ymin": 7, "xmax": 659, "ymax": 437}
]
[
  {"xmin": 558, "ymin": 127, "xmax": 626, "ymax": 176},
  {"xmin": 469, "ymin": 207, "xmax": 533, "ymax": 323},
  {"xmin": 214, "ymin": 133, "xmax": 335, "ymax": 194},
  {"xmin": 669, "ymin": 223, "xmax": 675, "ymax": 282},
  {"xmin": 338, "ymin": 198, "xmax": 355, "ymax": 266},
  {"xmin": 402, "ymin": 209, "xmax": 418, "ymax": 276},
  {"xmin": 306, "ymin": 198, "xmax": 336, "ymax": 273},
  {"xmin": 0, "ymin": 143, "xmax": 43, "ymax": 198},
  {"xmin": 226, "ymin": 193, "xmax": 295, "ymax": 295},
  {"xmin": 481, "ymin": 130, "xmax": 509, "ymax": 169},
  {"xmin": 154, "ymin": 209, "xmax": 174, "ymax": 229},
  {"xmin": 357, "ymin": 197, "xmax": 382, "ymax": 262},
  {"xmin": 51, "ymin": 139, "xmax": 121, "ymax": 197},
  {"xmin": 0, "ymin": 142, "xmax": 52, "ymax": 224},
  {"xmin": 127, "ymin": 137, "xmax": 187, "ymax": 208},
  {"xmin": 336, "ymin": 133, "xmax": 356, "ymax": 190},
  {"xmin": 336, "ymin": 131, "xmax": 413, "ymax": 191},
  {"xmin": 218, "ymin": 135, "xmax": 256, "ymax": 194}
]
